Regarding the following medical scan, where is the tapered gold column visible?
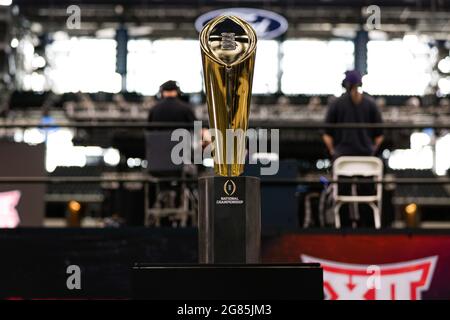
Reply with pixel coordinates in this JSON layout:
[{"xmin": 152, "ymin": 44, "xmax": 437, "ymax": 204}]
[{"xmin": 200, "ymin": 15, "xmax": 257, "ymax": 176}]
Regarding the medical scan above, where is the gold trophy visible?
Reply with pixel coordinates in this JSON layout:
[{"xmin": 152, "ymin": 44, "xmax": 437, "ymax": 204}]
[
  {"xmin": 198, "ymin": 15, "xmax": 260, "ymax": 264},
  {"xmin": 200, "ymin": 15, "xmax": 257, "ymax": 176},
  {"xmin": 133, "ymin": 15, "xmax": 323, "ymax": 298}
]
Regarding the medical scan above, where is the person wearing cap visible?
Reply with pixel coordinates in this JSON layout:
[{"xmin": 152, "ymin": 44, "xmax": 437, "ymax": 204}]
[
  {"xmin": 147, "ymin": 80, "xmax": 196, "ymax": 123},
  {"xmin": 145, "ymin": 81, "xmax": 200, "ymax": 226},
  {"xmin": 148, "ymin": 80, "xmax": 211, "ymax": 147},
  {"xmin": 322, "ymin": 70, "xmax": 384, "ymax": 159},
  {"xmin": 322, "ymin": 70, "xmax": 384, "ymax": 228}
]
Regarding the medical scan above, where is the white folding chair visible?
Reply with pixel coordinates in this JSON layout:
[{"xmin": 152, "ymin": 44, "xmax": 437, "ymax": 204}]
[{"xmin": 333, "ymin": 156, "xmax": 383, "ymax": 229}]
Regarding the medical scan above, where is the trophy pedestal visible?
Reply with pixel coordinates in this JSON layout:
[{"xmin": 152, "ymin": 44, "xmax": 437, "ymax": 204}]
[
  {"xmin": 198, "ymin": 176, "xmax": 261, "ymax": 264},
  {"xmin": 132, "ymin": 264, "xmax": 324, "ymax": 300}
]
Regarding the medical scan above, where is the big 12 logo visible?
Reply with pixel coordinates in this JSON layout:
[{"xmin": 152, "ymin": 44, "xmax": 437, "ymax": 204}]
[{"xmin": 302, "ymin": 255, "xmax": 437, "ymax": 300}]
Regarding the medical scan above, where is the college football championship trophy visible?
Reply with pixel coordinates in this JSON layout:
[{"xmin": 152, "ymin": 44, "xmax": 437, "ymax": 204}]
[
  {"xmin": 198, "ymin": 15, "xmax": 261, "ymax": 264},
  {"xmin": 131, "ymin": 15, "xmax": 324, "ymax": 300}
]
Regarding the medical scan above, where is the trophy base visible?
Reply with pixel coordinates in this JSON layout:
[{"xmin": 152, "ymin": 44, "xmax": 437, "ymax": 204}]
[{"xmin": 198, "ymin": 175, "xmax": 261, "ymax": 264}]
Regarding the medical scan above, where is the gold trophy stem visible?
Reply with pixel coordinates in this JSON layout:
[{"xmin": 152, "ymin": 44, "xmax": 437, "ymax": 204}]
[{"xmin": 226, "ymin": 66, "xmax": 232, "ymax": 177}]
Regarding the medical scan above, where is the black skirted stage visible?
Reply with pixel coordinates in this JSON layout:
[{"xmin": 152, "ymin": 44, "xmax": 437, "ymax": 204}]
[
  {"xmin": 1, "ymin": 228, "xmax": 450, "ymax": 299},
  {"xmin": 132, "ymin": 264, "xmax": 323, "ymax": 300}
]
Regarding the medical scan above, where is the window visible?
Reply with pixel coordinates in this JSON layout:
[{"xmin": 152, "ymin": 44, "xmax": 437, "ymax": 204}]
[
  {"xmin": 46, "ymin": 38, "xmax": 121, "ymax": 93},
  {"xmin": 281, "ymin": 39, "xmax": 354, "ymax": 95},
  {"xmin": 253, "ymin": 40, "xmax": 279, "ymax": 94},
  {"xmin": 363, "ymin": 37, "xmax": 436, "ymax": 95},
  {"xmin": 127, "ymin": 39, "xmax": 202, "ymax": 95}
]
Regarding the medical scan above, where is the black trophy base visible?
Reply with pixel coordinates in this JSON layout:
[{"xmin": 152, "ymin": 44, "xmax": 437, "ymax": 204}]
[
  {"xmin": 198, "ymin": 175, "xmax": 261, "ymax": 264},
  {"xmin": 132, "ymin": 263, "xmax": 323, "ymax": 300}
]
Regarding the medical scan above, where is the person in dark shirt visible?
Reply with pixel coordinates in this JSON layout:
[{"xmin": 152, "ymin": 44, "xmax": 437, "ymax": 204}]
[
  {"xmin": 145, "ymin": 81, "xmax": 199, "ymax": 226},
  {"xmin": 322, "ymin": 70, "xmax": 384, "ymax": 159},
  {"xmin": 147, "ymin": 80, "xmax": 196, "ymax": 123},
  {"xmin": 322, "ymin": 70, "xmax": 384, "ymax": 228}
]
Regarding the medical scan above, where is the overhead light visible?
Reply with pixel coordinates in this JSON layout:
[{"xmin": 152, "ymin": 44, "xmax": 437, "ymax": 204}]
[
  {"xmin": 410, "ymin": 132, "xmax": 431, "ymax": 150},
  {"xmin": 251, "ymin": 152, "xmax": 279, "ymax": 163},
  {"xmin": 405, "ymin": 203, "xmax": 417, "ymax": 215},
  {"xmin": 126, "ymin": 157, "xmax": 143, "ymax": 168},
  {"xmin": 68, "ymin": 200, "xmax": 81, "ymax": 213},
  {"xmin": 0, "ymin": 0, "xmax": 13, "ymax": 7},
  {"xmin": 31, "ymin": 55, "xmax": 46, "ymax": 69},
  {"xmin": 438, "ymin": 78, "xmax": 450, "ymax": 95},
  {"xmin": 438, "ymin": 57, "xmax": 450, "ymax": 74},
  {"xmin": 316, "ymin": 159, "xmax": 325, "ymax": 170},
  {"xmin": 10, "ymin": 38, "xmax": 18, "ymax": 48},
  {"xmin": 202, "ymin": 158, "xmax": 214, "ymax": 168},
  {"xmin": 103, "ymin": 148, "xmax": 120, "ymax": 166},
  {"xmin": 114, "ymin": 5, "xmax": 124, "ymax": 15},
  {"xmin": 31, "ymin": 23, "xmax": 43, "ymax": 33},
  {"xmin": 23, "ymin": 128, "xmax": 46, "ymax": 145}
]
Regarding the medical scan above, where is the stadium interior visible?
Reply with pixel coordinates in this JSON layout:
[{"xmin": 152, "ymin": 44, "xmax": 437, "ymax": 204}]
[{"xmin": 1, "ymin": 0, "xmax": 450, "ymax": 300}]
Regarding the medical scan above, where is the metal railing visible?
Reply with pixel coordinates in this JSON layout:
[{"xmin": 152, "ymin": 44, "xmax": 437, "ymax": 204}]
[
  {"xmin": 0, "ymin": 121, "xmax": 450, "ymax": 130},
  {"xmin": 0, "ymin": 121, "xmax": 449, "ymax": 186},
  {"xmin": 0, "ymin": 176, "xmax": 449, "ymax": 185}
]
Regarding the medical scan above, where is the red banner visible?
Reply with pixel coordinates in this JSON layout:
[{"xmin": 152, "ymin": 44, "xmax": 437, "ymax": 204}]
[{"xmin": 262, "ymin": 232, "xmax": 450, "ymax": 300}]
